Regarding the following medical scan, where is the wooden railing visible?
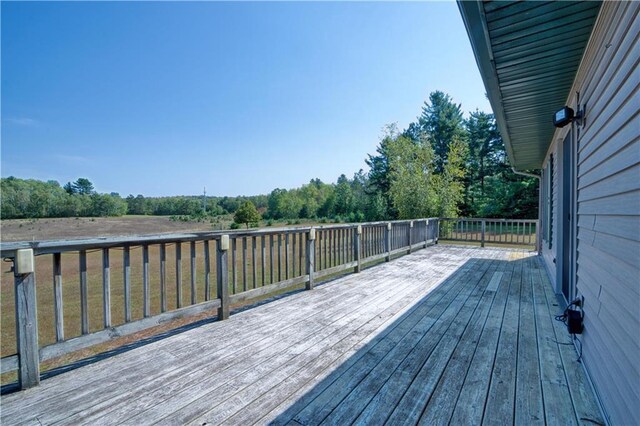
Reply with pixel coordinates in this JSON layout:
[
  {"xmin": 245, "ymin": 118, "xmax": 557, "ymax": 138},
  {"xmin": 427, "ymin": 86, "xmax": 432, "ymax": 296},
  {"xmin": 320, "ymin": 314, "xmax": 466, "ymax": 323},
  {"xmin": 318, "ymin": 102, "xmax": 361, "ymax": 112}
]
[
  {"xmin": 438, "ymin": 218, "xmax": 538, "ymax": 248},
  {"xmin": 0, "ymin": 218, "xmax": 439, "ymax": 389}
]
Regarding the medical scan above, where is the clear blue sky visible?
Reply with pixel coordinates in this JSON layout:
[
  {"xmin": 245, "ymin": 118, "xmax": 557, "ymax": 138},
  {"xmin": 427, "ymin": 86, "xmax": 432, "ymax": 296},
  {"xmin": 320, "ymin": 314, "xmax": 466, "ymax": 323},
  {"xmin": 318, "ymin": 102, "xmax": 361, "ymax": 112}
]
[{"xmin": 2, "ymin": 1, "xmax": 491, "ymax": 197}]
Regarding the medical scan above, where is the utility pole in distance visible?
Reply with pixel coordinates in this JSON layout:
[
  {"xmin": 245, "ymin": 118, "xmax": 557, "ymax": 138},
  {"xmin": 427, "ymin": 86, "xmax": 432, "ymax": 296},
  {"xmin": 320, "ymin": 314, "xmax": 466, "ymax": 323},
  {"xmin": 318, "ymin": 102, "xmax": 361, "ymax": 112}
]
[{"xmin": 203, "ymin": 187, "xmax": 207, "ymax": 214}]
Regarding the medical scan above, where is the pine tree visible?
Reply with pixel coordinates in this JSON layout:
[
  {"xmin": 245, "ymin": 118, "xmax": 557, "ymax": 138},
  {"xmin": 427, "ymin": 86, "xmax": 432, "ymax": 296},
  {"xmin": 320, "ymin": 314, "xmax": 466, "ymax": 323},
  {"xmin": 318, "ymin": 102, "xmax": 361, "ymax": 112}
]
[{"xmin": 418, "ymin": 91, "xmax": 466, "ymax": 174}]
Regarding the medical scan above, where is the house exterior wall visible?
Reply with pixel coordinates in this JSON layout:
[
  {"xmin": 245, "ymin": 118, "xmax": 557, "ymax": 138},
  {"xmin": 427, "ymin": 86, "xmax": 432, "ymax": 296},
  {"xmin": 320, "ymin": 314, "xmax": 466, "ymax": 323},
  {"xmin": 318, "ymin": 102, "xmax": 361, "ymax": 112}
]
[{"xmin": 540, "ymin": 2, "xmax": 639, "ymax": 424}]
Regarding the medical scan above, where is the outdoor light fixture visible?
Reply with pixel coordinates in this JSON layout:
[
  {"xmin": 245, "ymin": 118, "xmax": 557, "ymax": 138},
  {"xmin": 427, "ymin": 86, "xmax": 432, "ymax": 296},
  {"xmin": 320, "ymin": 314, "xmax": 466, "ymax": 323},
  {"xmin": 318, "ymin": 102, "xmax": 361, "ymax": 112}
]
[
  {"xmin": 553, "ymin": 105, "xmax": 585, "ymax": 128},
  {"xmin": 553, "ymin": 106, "xmax": 575, "ymax": 128}
]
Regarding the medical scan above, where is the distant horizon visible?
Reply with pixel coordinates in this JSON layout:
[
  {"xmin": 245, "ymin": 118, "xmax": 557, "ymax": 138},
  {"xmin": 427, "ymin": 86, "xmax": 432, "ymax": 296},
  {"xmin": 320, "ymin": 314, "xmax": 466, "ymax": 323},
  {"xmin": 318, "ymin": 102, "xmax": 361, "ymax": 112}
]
[{"xmin": 2, "ymin": 1, "xmax": 492, "ymax": 197}]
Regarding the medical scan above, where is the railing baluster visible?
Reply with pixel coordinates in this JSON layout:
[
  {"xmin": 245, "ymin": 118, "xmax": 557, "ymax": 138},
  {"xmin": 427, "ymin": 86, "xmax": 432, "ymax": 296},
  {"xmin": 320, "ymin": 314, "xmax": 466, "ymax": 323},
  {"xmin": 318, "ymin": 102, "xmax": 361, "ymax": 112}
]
[
  {"xmin": 143, "ymin": 245, "xmax": 150, "ymax": 317},
  {"xmin": 160, "ymin": 243, "xmax": 167, "ymax": 311},
  {"xmin": 278, "ymin": 233, "xmax": 282, "ymax": 282},
  {"xmin": 340, "ymin": 228, "xmax": 344, "ymax": 264},
  {"xmin": 79, "ymin": 250, "xmax": 89, "ymax": 334},
  {"xmin": 329, "ymin": 229, "xmax": 333, "ymax": 267},
  {"xmin": 292, "ymin": 232, "xmax": 297, "ymax": 276},
  {"xmin": 261, "ymin": 235, "xmax": 267, "ymax": 286},
  {"xmin": 204, "ymin": 240, "xmax": 211, "ymax": 301},
  {"xmin": 190, "ymin": 241, "xmax": 197, "ymax": 305},
  {"xmin": 317, "ymin": 230, "xmax": 321, "ymax": 270},
  {"xmin": 53, "ymin": 253, "xmax": 64, "ymax": 341},
  {"xmin": 175, "ymin": 243, "xmax": 182, "ymax": 309},
  {"xmin": 242, "ymin": 237, "xmax": 248, "ymax": 292},
  {"xmin": 323, "ymin": 229, "xmax": 327, "ymax": 268},
  {"xmin": 124, "ymin": 246, "xmax": 131, "ymax": 321},
  {"xmin": 269, "ymin": 235, "xmax": 274, "ymax": 284},
  {"xmin": 299, "ymin": 233, "xmax": 304, "ymax": 276},
  {"xmin": 252, "ymin": 237, "xmax": 257, "ymax": 288},
  {"xmin": 285, "ymin": 233, "xmax": 290, "ymax": 280},
  {"xmin": 232, "ymin": 238, "xmax": 237, "ymax": 293},
  {"xmin": 102, "ymin": 249, "xmax": 111, "ymax": 328}
]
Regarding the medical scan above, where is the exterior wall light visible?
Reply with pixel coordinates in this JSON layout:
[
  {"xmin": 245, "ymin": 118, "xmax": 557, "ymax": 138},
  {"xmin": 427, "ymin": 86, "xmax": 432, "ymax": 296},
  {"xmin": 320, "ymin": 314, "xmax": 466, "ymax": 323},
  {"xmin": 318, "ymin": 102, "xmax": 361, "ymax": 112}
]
[
  {"xmin": 554, "ymin": 105, "xmax": 585, "ymax": 128},
  {"xmin": 553, "ymin": 106, "xmax": 574, "ymax": 128}
]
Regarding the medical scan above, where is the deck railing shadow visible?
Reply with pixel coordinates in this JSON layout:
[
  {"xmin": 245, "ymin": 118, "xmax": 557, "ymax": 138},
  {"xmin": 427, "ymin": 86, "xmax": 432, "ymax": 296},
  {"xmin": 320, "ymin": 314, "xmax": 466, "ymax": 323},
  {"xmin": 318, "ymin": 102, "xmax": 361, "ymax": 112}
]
[{"xmin": 269, "ymin": 255, "xmax": 535, "ymax": 425}]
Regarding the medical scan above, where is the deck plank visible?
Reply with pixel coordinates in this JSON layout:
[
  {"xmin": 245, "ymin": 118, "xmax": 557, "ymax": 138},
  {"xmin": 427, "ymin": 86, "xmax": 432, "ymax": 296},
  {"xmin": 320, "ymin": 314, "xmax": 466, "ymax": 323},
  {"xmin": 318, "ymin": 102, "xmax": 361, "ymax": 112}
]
[
  {"xmin": 536, "ymin": 257, "xmax": 605, "ymax": 425},
  {"xmin": 114, "ymin": 268, "xmax": 427, "ymax": 425},
  {"xmin": 531, "ymin": 255, "xmax": 580, "ymax": 425},
  {"xmin": 0, "ymin": 246, "xmax": 603, "ymax": 426},
  {"xmin": 416, "ymin": 258, "xmax": 510, "ymax": 425},
  {"xmin": 29, "ymin": 267, "xmax": 409, "ymax": 425},
  {"xmin": 482, "ymin": 250, "xmax": 523, "ymax": 425},
  {"xmin": 449, "ymin": 253, "xmax": 515, "ymax": 425},
  {"xmin": 292, "ymin": 256, "xmax": 487, "ymax": 425},
  {"xmin": 384, "ymin": 253, "xmax": 505, "ymax": 424},
  {"xmin": 168, "ymin": 252, "xmax": 478, "ymax": 425},
  {"xmin": 514, "ymin": 256, "xmax": 544, "ymax": 425}
]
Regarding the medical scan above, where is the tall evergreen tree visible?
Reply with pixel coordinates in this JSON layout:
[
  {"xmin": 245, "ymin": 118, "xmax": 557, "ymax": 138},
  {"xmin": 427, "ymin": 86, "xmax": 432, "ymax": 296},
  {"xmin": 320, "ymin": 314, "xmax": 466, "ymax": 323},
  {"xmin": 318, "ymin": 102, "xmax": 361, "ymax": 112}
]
[
  {"xmin": 419, "ymin": 91, "xmax": 466, "ymax": 174},
  {"xmin": 365, "ymin": 124, "xmax": 399, "ymax": 218}
]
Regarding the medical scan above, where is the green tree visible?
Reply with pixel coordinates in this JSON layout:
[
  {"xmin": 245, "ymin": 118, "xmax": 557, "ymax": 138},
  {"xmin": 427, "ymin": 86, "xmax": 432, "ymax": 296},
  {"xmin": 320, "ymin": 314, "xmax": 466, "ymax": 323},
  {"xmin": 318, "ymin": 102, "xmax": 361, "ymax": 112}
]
[
  {"xmin": 419, "ymin": 91, "xmax": 466, "ymax": 174},
  {"xmin": 432, "ymin": 136, "xmax": 467, "ymax": 218},
  {"xmin": 72, "ymin": 178, "xmax": 95, "ymax": 195},
  {"xmin": 387, "ymin": 133, "xmax": 437, "ymax": 219},
  {"xmin": 366, "ymin": 124, "xmax": 400, "ymax": 218},
  {"xmin": 234, "ymin": 201, "xmax": 261, "ymax": 228},
  {"xmin": 90, "ymin": 193, "xmax": 128, "ymax": 216},
  {"xmin": 63, "ymin": 182, "xmax": 76, "ymax": 195},
  {"xmin": 334, "ymin": 174, "xmax": 353, "ymax": 216}
]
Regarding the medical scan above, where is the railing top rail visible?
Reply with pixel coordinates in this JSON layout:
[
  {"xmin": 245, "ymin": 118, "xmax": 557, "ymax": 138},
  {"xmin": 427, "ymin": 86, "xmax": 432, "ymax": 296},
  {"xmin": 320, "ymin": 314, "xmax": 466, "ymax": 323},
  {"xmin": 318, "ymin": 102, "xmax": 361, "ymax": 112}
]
[
  {"xmin": 0, "ymin": 218, "xmax": 437, "ymax": 258},
  {"xmin": 439, "ymin": 218, "xmax": 538, "ymax": 223}
]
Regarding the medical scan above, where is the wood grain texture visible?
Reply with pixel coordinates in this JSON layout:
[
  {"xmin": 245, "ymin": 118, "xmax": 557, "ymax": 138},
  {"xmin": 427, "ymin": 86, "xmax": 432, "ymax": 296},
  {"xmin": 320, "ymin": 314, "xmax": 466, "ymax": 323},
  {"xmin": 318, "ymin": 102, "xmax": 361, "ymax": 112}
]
[
  {"xmin": 160, "ymin": 243, "xmax": 167, "ymax": 312},
  {"xmin": 123, "ymin": 246, "xmax": 132, "ymax": 322},
  {"xmin": 101, "ymin": 249, "xmax": 111, "ymax": 328},
  {"xmin": 79, "ymin": 250, "xmax": 89, "ymax": 334},
  {"xmin": 53, "ymin": 252, "xmax": 65, "ymax": 341},
  {"xmin": 0, "ymin": 246, "xmax": 601, "ymax": 426},
  {"xmin": 14, "ymin": 271, "xmax": 40, "ymax": 389}
]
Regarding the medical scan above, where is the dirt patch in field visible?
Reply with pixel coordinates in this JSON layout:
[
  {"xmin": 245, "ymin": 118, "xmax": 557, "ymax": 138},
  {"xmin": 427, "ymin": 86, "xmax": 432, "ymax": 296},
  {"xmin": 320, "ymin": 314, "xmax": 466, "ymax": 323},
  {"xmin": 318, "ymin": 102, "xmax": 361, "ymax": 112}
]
[{"xmin": 0, "ymin": 216, "xmax": 226, "ymax": 243}]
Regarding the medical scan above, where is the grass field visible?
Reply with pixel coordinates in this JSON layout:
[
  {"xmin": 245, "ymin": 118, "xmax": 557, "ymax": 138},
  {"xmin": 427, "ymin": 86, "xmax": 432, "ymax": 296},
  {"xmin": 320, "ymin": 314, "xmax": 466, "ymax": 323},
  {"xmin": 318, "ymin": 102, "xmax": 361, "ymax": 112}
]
[{"xmin": 1, "ymin": 215, "xmax": 228, "ymax": 243}]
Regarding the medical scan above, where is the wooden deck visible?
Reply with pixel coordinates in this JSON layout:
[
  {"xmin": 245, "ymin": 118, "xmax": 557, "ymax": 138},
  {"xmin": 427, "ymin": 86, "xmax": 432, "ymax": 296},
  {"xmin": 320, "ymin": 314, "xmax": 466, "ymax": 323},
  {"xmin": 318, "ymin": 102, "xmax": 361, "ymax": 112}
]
[{"xmin": 0, "ymin": 245, "xmax": 603, "ymax": 425}]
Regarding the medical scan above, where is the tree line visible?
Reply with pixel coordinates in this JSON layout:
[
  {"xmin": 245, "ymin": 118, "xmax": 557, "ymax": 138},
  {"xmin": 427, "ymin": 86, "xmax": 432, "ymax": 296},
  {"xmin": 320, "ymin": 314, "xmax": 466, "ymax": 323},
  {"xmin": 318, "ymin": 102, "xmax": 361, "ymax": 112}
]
[
  {"xmin": 1, "ymin": 91, "xmax": 537, "ymax": 222},
  {"xmin": 265, "ymin": 91, "xmax": 537, "ymax": 221}
]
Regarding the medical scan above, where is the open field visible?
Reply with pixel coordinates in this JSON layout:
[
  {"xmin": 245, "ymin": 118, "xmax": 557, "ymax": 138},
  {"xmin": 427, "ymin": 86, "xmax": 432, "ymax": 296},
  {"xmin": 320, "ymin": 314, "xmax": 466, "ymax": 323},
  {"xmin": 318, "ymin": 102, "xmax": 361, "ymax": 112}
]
[
  {"xmin": 0, "ymin": 215, "xmax": 228, "ymax": 243},
  {"xmin": 0, "ymin": 215, "xmax": 321, "ymax": 243}
]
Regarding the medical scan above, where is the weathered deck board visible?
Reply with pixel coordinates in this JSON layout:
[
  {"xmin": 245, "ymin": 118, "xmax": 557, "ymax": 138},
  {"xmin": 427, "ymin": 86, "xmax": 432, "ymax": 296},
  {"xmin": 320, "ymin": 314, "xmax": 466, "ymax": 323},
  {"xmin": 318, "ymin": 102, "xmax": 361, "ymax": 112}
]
[{"xmin": 0, "ymin": 245, "xmax": 603, "ymax": 426}]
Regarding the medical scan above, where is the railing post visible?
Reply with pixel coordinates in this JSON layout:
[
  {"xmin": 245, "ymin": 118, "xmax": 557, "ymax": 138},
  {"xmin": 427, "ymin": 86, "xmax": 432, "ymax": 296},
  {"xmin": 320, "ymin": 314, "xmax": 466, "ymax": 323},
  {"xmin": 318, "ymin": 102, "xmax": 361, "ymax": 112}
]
[
  {"xmin": 481, "ymin": 220, "xmax": 486, "ymax": 248},
  {"xmin": 306, "ymin": 228, "xmax": 316, "ymax": 290},
  {"xmin": 385, "ymin": 222, "xmax": 392, "ymax": 262},
  {"xmin": 425, "ymin": 219, "xmax": 429, "ymax": 247},
  {"xmin": 435, "ymin": 219, "xmax": 440, "ymax": 244},
  {"xmin": 408, "ymin": 221, "xmax": 414, "ymax": 254},
  {"xmin": 216, "ymin": 235, "xmax": 230, "ymax": 320},
  {"xmin": 14, "ymin": 249, "xmax": 40, "ymax": 389},
  {"xmin": 354, "ymin": 225, "xmax": 362, "ymax": 273}
]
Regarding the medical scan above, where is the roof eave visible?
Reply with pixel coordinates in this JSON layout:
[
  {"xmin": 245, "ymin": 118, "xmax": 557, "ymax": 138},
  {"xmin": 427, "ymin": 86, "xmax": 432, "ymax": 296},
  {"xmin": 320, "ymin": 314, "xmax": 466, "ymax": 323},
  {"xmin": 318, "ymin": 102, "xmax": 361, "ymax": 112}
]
[{"xmin": 457, "ymin": 0, "xmax": 522, "ymax": 169}]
